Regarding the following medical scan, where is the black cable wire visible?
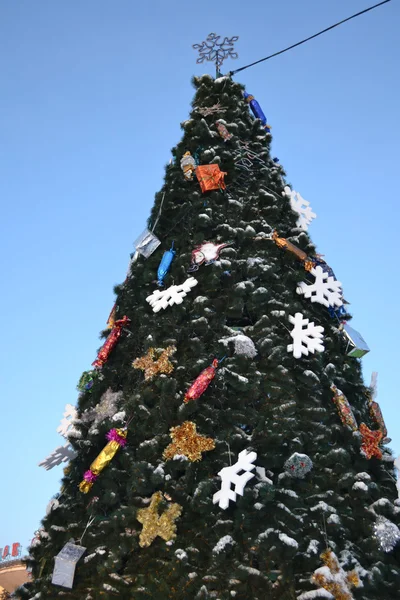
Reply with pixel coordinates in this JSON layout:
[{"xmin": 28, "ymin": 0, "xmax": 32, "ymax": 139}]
[{"xmin": 228, "ymin": 0, "xmax": 393, "ymax": 76}]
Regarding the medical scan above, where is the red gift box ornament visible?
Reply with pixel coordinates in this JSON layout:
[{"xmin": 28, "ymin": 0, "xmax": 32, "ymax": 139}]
[
  {"xmin": 184, "ymin": 358, "xmax": 220, "ymax": 403},
  {"xmin": 195, "ymin": 164, "xmax": 227, "ymax": 193},
  {"xmin": 92, "ymin": 316, "xmax": 130, "ymax": 369}
]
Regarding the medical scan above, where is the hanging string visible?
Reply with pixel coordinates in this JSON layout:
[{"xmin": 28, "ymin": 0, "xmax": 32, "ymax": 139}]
[
  {"xmin": 228, "ymin": 0, "xmax": 392, "ymax": 76},
  {"xmin": 162, "ymin": 204, "xmax": 194, "ymax": 239},
  {"xmin": 225, "ymin": 441, "xmax": 232, "ymax": 466},
  {"xmin": 151, "ymin": 191, "xmax": 166, "ymax": 232},
  {"xmin": 125, "ymin": 412, "xmax": 136, "ymax": 428},
  {"xmin": 322, "ymin": 513, "xmax": 331, "ymax": 551},
  {"xmin": 78, "ymin": 514, "xmax": 96, "ymax": 545}
]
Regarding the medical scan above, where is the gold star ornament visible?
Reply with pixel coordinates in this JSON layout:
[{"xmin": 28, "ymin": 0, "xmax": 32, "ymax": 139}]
[
  {"xmin": 132, "ymin": 346, "xmax": 176, "ymax": 380},
  {"xmin": 137, "ymin": 491, "xmax": 182, "ymax": 548},
  {"xmin": 163, "ymin": 421, "xmax": 215, "ymax": 462},
  {"xmin": 311, "ymin": 549, "xmax": 361, "ymax": 600}
]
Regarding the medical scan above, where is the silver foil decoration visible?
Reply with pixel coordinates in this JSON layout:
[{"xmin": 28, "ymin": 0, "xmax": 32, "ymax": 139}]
[
  {"xmin": 52, "ymin": 542, "xmax": 86, "ymax": 588},
  {"xmin": 374, "ymin": 516, "xmax": 400, "ymax": 552},
  {"xmin": 133, "ymin": 228, "xmax": 161, "ymax": 259},
  {"xmin": 341, "ymin": 323, "xmax": 370, "ymax": 358}
]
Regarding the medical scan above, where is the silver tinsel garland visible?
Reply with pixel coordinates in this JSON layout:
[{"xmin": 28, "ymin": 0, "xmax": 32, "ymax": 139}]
[
  {"xmin": 82, "ymin": 388, "xmax": 123, "ymax": 428},
  {"xmin": 374, "ymin": 516, "xmax": 400, "ymax": 552}
]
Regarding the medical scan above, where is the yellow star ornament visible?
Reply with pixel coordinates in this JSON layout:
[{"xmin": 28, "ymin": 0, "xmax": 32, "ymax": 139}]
[
  {"xmin": 132, "ymin": 346, "xmax": 176, "ymax": 380},
  {"xmin": 311, "ymin": 549, "xmax": 361, "ymax": 600},
  {"xmin": 137, "ymin": 492, "xmax": 182, "ymax": 548},
  {"xmin": 163, "ymin": 421, "xmax": 215, "ymax": 462}
]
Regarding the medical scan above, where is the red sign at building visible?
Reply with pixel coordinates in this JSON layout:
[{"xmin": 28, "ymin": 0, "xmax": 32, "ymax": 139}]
[{"xmin": 0, "ymin": 543, "xmax": 21, "ymax": 561}]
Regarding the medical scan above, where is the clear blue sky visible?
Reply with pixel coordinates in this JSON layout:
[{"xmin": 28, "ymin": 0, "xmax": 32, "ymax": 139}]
[{"xmin": 1, "ymin": 0, "xmax": 399, "ymax": 554}]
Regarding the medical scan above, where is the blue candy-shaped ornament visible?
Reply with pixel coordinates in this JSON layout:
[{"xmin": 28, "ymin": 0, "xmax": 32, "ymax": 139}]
[
  {"xmin": 243, "ymin": 91, "xmax": 271, "ymax": 132},
  {"xmin": 157, "ymin": 243, "xmax": 176, "ymax": 287},
  {"xmin": 310, "ymin": 256, "xmax": 337, "ymax": 280},
  {"xmin": 328, "ymin": 305, "xmax": 347, "ymax": 319}
]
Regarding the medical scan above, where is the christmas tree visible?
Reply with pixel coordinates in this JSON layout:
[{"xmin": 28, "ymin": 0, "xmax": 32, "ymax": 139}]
[
  {"xmin": 0, "ymin": 587, "xmax": 10, "ymax": 600},
  {"xmin": 19, "ymin": 70, "xmax": 400, "ymax": 599}
]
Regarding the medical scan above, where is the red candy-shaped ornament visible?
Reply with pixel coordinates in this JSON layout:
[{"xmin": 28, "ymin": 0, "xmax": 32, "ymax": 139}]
[
  {"xmin": 184, "ymin": 359, "xmax": 219, "ymax": 403},
  {"xmin": 330, "ymin": 384, "xmax": 358, "ymax": 431},
  {"xmin": 92, "ymin": 316, "xmax": 130, "ymax": 369}
]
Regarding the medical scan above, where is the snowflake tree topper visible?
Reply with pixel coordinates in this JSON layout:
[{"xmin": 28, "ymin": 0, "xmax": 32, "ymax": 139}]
[
  {"xmin": 146, "ymin": 277, "xmax": 198, "ymax": 313},
  {"xmin": 297, "ymin": 265, "xmax": 343, "ymax": 308},
  {"xmin": 287, "ymin": 312, "xmax": 325, "ymax": 359},
  {"xmin": 193, "ymin": 33, "xmax": 239, "ymax": 75},
  {"xmin": 283, "ymin": 185, "xmax": 316, "ymax": 231},
  {"xmin": 213, "ymin": 449, "xmax": 257, "ymax": 510}
]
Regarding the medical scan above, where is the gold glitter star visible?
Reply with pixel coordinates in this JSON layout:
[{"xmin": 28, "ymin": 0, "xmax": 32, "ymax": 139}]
[
  {"xmin": 132, "ymin": 346, "xmax": 176, "ymax": 380},
  {"xmin": 136, "ymin": 491, "xmax": 182, "ymax": 548},
  {"xmin": 311, "ymin": 549, "xmax": 361, "ymax": 600},
  {"xmin": 163, "ymin": 421, "xmax": 215, "ymax": 462}
]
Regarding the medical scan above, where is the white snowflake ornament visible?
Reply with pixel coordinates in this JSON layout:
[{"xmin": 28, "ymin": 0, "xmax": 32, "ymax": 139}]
[
  {"xmin": 213, "ymin": 449, "xmax": 257, "ymax": 510},
  {"xmin": 287, "ymin": 312, "xmax": 325, "ymax": 359},
  {"xmin": 46, "ymin": 497, "xmax": 60, "ymax": 514},
  {"xmin": 283, "ymin": 185, "xmax": 316, "ymax": 230},
  {"xmin": 297, "ymin": 266, "xmax": 343, "ymax": 308},
  {"xmin": 394, "ymin": 456, "xmax": 400, "ymax": 499},
  {"xmin": 39, "ymin": 444, "xmax": 77, "ymax": 471},
  {"xmin": 56, "ymin": 404, "xmax": 78, "ymax": 439},
  {"xmin": 40, "ymin": 404, "xmax": 79, "ymax": 470},
  {"xmin": 146, "ymin": 277, "xmax": 198, "ymax": 312}
]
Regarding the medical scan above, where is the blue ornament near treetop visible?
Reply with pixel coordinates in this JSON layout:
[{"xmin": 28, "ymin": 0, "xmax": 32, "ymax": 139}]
[
  {"xmin": 328, "ymin": 305, "xmax": 347, "ymax": 319},
  {"xmin": 243, "ymin": 91, "xmax": 271, "ymax": 132},
  {"xmin": 157, "ymin": 242, "xmax": 176, "ymax": 287}
]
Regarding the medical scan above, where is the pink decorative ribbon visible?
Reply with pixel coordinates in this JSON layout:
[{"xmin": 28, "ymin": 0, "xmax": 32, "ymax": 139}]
[{"xmin": 106, "ymin": 428, "xmax": 127, "ymax": 447}]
